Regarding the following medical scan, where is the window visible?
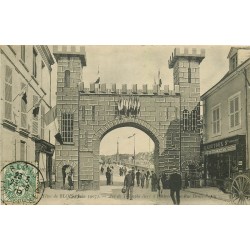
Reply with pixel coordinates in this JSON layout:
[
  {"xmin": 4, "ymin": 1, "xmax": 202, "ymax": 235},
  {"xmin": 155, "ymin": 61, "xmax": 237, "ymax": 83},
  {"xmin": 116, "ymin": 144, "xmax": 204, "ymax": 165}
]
[
  {"xmin": 231, "ymin": 54, "xmax": 238, "ymax": 71},
  {"xmin": 188, "ymin": 60, "xmax": 191, "ymax": 83},
  {"xmin": 33, "ymin": 48, "xmax": 37, "ymax": 78},
  {"xmin": 61, "ymin": 113, "xmax": 74, "ymax": 143},
  {"xmin": 64, "ymin": 70, "xmax": 70, "ymax": 87},
  {"xmin": 4, "ymin": 65, "xmax": 13, "ymax": 120},
  {"xmin": 212, "ymin": 104, "xmax": 221, "ymax": 135},
  {"xmin": 183, "ymin": 109, "xmax": 189, "ymax": 131},
  {"xmin": 229, "ymin": 93, "xmax": 241, "ymax": 130},
  {"xmin": 92, "ymin": 106, "xmax": 95, "ymax": 121},
  {"xmin": 188, "ymin": 67, "xmax": 191, "ymax": 83},
  {"xmin": 191, "ymin": 109, "xmax": 198, "ymax": 131},
  {"xmin": 82, "ymin": 106, "xmax": 85, "ymax": 121},
  {"xmin": 20, "ymin": 83, "xmax": 27, "ymax": 128},
  {"xmin": 21, "ymin": 45, "xmax": 25, "ymax": 62},
  {"xmin": 20, "ymin": 141, "xmax": 26, "ymax": 161}
]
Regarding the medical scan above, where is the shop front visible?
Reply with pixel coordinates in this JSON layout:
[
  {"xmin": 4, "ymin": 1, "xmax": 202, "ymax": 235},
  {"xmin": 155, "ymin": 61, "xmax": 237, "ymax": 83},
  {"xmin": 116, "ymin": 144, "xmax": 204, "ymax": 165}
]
[
  {"xmin": 35, "ymin": 139, "xmax": 55, "ymax": 188},
  {"xmin": 202, "ymin": 135, "xmax": 246, "ymax": 186}
]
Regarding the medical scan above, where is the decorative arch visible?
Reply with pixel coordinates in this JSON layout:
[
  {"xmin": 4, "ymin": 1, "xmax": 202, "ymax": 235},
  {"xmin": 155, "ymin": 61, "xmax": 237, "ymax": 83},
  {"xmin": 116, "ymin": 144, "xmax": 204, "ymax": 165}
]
[{"xmin": 93, "ymin": 116, "xmax": 165, "ymax": 154}]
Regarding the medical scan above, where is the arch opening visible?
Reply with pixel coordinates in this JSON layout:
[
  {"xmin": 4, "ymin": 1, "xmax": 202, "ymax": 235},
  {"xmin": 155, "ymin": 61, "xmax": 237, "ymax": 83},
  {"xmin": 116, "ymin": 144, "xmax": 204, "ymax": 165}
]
[{"xmin": 98, "ymin": 126, "xmax": 159, "ymax": 187}]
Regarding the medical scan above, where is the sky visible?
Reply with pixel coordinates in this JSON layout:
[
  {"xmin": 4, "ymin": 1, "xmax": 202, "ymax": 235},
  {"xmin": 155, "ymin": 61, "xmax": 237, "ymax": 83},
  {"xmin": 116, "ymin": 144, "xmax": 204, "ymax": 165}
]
[
  {"xmin": 82, "ymin": 45, "xmax": 231, "ymax": 95},
  {"xmin": 52, "ymin": 45, "xmax": 232, "ymax": 155}
]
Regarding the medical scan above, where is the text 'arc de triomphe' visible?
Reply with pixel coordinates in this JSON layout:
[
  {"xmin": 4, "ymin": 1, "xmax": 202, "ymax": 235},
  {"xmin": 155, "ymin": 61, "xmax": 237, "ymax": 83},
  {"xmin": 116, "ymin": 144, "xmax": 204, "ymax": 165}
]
[{"xmin": 53, "ymin": 46, "xmax": 205, "ymax": 190}]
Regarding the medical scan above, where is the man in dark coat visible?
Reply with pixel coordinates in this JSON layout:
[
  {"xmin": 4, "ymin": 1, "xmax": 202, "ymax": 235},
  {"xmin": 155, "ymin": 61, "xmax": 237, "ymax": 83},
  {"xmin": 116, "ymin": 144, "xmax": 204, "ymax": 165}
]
[
  {"xmin": 124, "ymin": 169, "xmax": 134, "ymax": 200},
  {"xmin": 151, "ymin": 171, "xmax": 157, "ymax": 192},
  {"xmin": 136, "ymin": 170, "xmax": 141, "ymax": 187},
  {"xmin": 169, "ymin": 169, "xmax": 182, "ymax": 205},
  {"xmin": 106, "ymin": 169, "xmax": 111, "ymax": 185}
]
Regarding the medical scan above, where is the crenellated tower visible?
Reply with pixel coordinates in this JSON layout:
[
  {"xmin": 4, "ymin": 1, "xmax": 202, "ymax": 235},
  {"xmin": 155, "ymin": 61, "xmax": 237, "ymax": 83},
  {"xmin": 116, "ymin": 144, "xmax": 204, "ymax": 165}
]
[{"xmin": 169, "ymin": 48, "xmax": 205, "ymax": 171}]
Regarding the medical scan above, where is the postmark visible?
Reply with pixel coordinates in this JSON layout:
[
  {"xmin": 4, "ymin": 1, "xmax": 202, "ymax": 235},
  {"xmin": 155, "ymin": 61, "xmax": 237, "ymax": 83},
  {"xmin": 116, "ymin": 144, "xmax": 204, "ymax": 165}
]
[{"xmin": 1, "ymin": 161, "xmax": 45, "ymax": 205}]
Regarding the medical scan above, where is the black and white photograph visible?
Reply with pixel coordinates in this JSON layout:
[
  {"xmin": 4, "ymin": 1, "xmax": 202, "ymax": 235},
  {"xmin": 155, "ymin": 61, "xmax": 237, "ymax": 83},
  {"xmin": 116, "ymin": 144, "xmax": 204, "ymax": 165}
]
[{"xmin": 1, "ymin": 1, "xmax": 249, "ymax": 250}]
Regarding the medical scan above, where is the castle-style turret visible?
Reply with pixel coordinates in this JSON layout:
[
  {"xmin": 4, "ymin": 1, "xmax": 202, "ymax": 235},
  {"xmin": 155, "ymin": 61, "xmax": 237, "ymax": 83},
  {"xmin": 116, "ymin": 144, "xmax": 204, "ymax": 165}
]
[{"xmin": 168, "ymin": 47, "xmax": 205, "ymax": 171}]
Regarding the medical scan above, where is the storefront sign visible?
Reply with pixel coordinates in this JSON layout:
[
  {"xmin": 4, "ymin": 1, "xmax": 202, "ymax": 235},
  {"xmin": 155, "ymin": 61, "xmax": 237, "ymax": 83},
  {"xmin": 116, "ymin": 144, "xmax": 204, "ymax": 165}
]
[
  {"xmin": 204, "ymin": 144, "xmax": 236, "ymax": 155},
  {"xmin": 203, "ymin": 135, "xmax": 245, "ymax": 152}
]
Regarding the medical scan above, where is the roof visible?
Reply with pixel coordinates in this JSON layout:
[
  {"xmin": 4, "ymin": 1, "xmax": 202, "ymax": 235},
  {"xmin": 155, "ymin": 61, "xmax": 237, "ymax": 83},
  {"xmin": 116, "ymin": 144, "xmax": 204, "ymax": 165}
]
[
  {"xmin": 227, "ymin": 46, "xmax": 250, "ymax": 58},
  {"xmin": 201, "ymin": 57, "xmax": 250, "ymax": 100}
]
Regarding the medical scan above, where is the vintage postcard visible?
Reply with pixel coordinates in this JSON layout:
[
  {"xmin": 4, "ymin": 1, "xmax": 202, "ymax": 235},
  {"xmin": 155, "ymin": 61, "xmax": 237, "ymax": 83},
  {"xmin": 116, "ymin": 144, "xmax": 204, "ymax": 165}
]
[{"xmin": 1, "ymin": 45, "xmax": 250, "ymax": 205}]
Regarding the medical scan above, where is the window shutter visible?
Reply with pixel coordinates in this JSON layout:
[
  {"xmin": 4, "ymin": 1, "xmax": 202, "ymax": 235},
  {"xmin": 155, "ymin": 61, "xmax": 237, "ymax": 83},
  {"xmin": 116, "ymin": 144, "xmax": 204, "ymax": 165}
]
[
  {"xmin": 230, "ymin": 115, "xmax": 234, "ymax": 128},
  {"xmin": 41, "ymin": 105, "xmax": 45, "ymax": 139},
  {"xmin": 230, "ymin": 99, "xmax": 234, "ymax": 114},
  {"xmin": 32, "ymin": 95, "xmax": 38, "ymax": 135},
  {"xmin": 235, "ymin": 112, "xmax": 239, "ymax": 126},
  {"xmin": 21, "ymin": 83, "xmax": 27, "ymax": 128},
  {"xmin": 4, "ymin": 65, "xmax": 13, "ymax": 120}
]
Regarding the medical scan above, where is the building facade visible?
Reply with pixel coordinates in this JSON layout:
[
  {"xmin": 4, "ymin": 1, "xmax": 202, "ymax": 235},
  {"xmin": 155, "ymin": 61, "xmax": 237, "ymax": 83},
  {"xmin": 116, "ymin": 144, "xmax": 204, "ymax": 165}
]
[
  {"xmin": 53, "ymin": 46, "xmax": 205, "ymax": 190},
  {"xmin": 201, "ymin": 47, "xmax": 250, "ymax": 183},
  {"xmin": 0, "ymin": 45, "xmax": 56, "ymax": 187}
]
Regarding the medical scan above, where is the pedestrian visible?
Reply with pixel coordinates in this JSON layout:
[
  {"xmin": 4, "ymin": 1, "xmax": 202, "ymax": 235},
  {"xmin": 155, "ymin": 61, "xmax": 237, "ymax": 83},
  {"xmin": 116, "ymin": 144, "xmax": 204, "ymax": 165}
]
[
  {"xmin": 110, "ymin": 166, "xmax": 114, "ymax": 185},
  {"xmin": 131, "ymin": 167, "xmax": 136, "ymax": 183},
  {"xmin": 68, "ymin": 169, "xmax": 74, "ymax": 190},
  {"xmin": 140, "ymin": 170, "xmax": 146, "ymax": 188},
  {"xmin": 136, "ymin": 169, "xmax": 141, "ymax": 187},
  {"xmin": 151, "ymin": 171, "xmax": 157, "ymax": 192},
  {"xmin": 146, "ymin": 170, "xmax": 150, "ymax": 189},
  {"xmin": 169, "ymin": 169, "xmax": 182, "ymax": 205},
  {"xmin": 101, "ymin": 165, "xmax": 104, "ymax": 175},
  {"xmin": 62, "ymin": 164, "xmax": 69, "ymax": 189},
  {"xmin": 124, "ymin": 169, "xmax": 134, "ymax": 200},
  {"xmin": 123, "ymin": 165, "xmax": 127, "ymax": 176},
  {"xmin": 106, "ymin": 169, "xmax": 111, "ymax": 185},
  {"xmin": 162, "ymin": 172, "xmax": 167, "ymax": 189},
  {"xmin": 165, "ymin": 174, "xmax": 170, "ymax": 189},
  {"xmin": 157, "ymin": 174, "xmax": 163, "ymax": 197},
  {"xmin": 119, "ymin": 165, "xmax": 123, "ymax": 176}
]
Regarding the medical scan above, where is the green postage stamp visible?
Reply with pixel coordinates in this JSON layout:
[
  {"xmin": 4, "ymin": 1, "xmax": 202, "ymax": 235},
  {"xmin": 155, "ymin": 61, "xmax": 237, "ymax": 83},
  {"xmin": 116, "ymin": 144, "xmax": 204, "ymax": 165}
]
[{"xmin": 1, "ymin": 161, "xmax": 44, "ymax": 205}]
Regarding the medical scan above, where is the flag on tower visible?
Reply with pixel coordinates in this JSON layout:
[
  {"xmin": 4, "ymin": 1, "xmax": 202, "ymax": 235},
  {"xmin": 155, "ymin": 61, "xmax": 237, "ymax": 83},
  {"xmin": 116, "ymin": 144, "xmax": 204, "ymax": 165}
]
[
  {"xmin": 95, "ymin": 77, "xmax": 100, "ymax": 84},
  {"xmin": 158, "ymin": 70, "xmax": 162, "ymax": 87},
  {"xmin": 159, "ymin": 78, "xmax": 162, "ymax": 87}
]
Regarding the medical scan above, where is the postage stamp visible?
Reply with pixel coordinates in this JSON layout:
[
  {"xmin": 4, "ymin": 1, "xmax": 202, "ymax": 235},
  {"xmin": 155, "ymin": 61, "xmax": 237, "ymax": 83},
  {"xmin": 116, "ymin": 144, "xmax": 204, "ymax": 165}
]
[{"xmin": 1, "ymin": 161, "xmax": 45, "ymax": 205}]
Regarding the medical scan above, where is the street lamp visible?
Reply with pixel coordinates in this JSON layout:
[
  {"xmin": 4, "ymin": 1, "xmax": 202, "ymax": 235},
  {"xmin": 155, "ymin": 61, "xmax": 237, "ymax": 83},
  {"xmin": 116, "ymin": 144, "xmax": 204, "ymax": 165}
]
[{"xmin": 128, "ymin": 133, "xmax": 136, "ymax": 169}]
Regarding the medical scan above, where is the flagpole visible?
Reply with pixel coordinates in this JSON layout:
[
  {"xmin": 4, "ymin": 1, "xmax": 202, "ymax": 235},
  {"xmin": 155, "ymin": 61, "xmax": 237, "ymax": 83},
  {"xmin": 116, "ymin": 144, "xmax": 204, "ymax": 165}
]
[
  {"xmin": 128, "ymin": 133, "xmax": 136, "ymax": 169},
  {"xmin": 12, "ymin": 84, "xmax": 28, "ymax": 102}
]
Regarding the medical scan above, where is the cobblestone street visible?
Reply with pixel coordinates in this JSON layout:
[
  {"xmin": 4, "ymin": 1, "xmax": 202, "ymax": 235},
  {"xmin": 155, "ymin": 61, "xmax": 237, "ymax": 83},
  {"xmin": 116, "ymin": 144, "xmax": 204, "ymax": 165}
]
[{"xmin": 39, "ymin": 174, "xmax": 230, "ymax": 205}]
